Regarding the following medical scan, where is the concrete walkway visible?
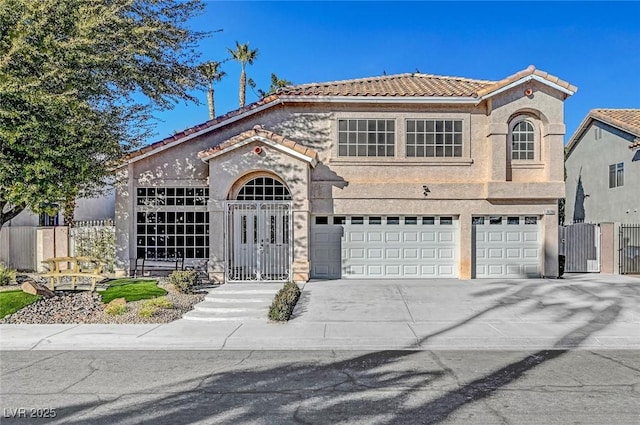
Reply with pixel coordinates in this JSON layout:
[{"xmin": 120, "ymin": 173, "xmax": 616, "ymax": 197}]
[{"xmin": 1, "ymin": 274, "xmax": 639, "ymax": 351}]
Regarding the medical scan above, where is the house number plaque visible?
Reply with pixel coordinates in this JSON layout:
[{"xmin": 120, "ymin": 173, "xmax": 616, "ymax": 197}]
[{"xmin": 422, "ymin": 185, "xmax": 430, "ymax": 197}]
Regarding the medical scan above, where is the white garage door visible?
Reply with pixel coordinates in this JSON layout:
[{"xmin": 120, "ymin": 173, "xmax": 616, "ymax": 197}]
[
  {"xmin": 311, "ymin": 216, "xmax": 459, "ymax": 279},
  {"xmin": 474, "ymin": 216, "xmax": 541, "ymax": 278}
]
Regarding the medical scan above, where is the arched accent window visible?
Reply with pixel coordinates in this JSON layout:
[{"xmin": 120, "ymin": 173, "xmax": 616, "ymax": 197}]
[
  {"xmin": 236, "ymin": 177, "xmax": 291, "ymax": 201},
  {"xmin": 511, "ymin": 121, "xmax": 535, "ymax": 160}
]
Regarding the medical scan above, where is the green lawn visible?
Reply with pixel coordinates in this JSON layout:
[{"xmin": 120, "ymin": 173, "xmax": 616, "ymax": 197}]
[
  {"xmin": 0, "ymin": 290, "xmax": 42, "ymax": 318},
  {"xmin": 100, "ymin": 279, "xmax": 167, "ymax": 304}
]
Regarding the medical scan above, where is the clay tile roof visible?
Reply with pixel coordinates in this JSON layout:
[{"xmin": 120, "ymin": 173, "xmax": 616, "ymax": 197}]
[
  {"xmin": 125, "ymin": 66, "xmax": 575, "ymax": 163},
  {"xmin": 197, "ymin": 125, "xmax": 318, "ymax": 162},
  {"xmin": 277, "ymin": 73, "xmax": 494, "ymax": 97},
  {"xmin": 631, "ymin": 138, "xmax": 640, "ymax": 149},
  {"xmin": 589, "ymin": 109, "xmax": 640, "ymax": 138},
  {"xmin": 123, "ymin": 95, "xmax": 281, "ymax": 162},
  {"xmin": 475, "ymin": 65, "xmax": 577, "ymax": 97}
]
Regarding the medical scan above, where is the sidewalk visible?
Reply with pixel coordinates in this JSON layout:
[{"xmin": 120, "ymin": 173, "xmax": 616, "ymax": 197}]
[{"xmin": 1, "ymin": 274, "xmax": 639, "ymax": 351}]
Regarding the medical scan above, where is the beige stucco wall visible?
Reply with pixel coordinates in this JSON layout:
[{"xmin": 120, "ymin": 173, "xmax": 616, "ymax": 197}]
[{"xmin": 115, "ymin": 79, "xmax": 568, "ymax": 279}]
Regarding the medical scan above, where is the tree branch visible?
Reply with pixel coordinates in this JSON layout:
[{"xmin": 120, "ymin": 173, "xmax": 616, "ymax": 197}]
[{"xmin": 0, "ymin": 202, "xmax": 27, "ymax": 229}]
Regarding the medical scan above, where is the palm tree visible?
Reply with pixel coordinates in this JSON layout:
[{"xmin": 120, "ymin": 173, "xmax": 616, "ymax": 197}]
[
  {"xmin": 197, "ymin": 61, "xmax": 226, "ymax": 119},
  {"xmin": 228, "ymin": 41, "xmax": 258, "ymax": 107}
]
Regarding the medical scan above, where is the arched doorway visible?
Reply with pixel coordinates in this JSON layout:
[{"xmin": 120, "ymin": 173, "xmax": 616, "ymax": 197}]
[{"xmin": 225, "ymin": 175, "xmax": 292, "ymax": 282}]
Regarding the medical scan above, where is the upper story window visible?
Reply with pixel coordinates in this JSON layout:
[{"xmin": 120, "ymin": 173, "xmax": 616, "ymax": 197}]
[
  {"xmin": 609, "ymin": 163, "xmax": 624, "ymax": 188},
  {"xmin": 338, "ymin": 119, "xmax": 395, "ymax": 157},
  {"xmin": 406, "ymin": 119, "xmax": 463, "ymax": 157},
  {"xmin": 511, "ymin": 121, "xmax": 535, "ymax": 160}
]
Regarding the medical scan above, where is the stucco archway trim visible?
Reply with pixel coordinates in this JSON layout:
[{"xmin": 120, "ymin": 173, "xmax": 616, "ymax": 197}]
[{"xmin": 197, "ymin": 125, "xmax": 318, "ymax": 167}]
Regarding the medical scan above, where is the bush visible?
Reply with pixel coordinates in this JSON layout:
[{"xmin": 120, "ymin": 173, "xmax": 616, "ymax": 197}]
[
  {"xmin": 0, "ymin": 264, "xmax": 16, "ymax": 286},
  {"xmin": 104, "ymin": 303, "xmax": 129, "ymax": 316},
  {"xmin": 169, "ymin": 270, "xmax": 200, "ymax": 294},
  {"xmin": 143, "ymin": 296, "xmax": 174, "ymax": 309},
  {"xmin": 138, "ymin": 305, "xmax": 157, "ymax": 318},
  {"xmin": 268, "ymin": 282, "xmax": 301, "ymax": 322}
]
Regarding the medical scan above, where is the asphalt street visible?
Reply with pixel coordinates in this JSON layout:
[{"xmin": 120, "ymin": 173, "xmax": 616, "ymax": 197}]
[{"xmin": 1, "ymin": 349, "xmax": 639, "ymax": 425}]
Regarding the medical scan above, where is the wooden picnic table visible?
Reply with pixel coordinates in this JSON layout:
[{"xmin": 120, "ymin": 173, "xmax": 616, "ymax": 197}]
[{"xmin": 41, "ymin": 256, "xmax": 107, "ymax": 291}]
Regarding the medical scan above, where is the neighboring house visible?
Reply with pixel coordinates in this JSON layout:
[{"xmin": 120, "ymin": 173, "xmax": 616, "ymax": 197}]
[
  {"xmin": 115, "ymin": 65, "xmax": 575, "ymax": 282},
  {"xmin": 0, "ymin": 190, "xmax": 115, "ymax": 271},
  {"xmin": 565, "ymin": 109, "xmax": 640, "ymax": 224},
  {"xmin": 4, "ymin": 189, "xmax": 116, "ymax": 227}
]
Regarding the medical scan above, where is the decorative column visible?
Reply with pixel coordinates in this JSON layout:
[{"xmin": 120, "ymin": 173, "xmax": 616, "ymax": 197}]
[
  {"xmin": 208, "ymin": 199, "xmax": 226, "ymax": 283},
  {"xmin": 292, "ymin": 199, "xmax": 310, "ymax": 283}
]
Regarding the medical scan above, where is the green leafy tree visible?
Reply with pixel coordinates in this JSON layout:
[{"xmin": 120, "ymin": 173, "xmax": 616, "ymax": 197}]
[
  {"xmin": 227, "ymin": 41, "xmax": 258, "ymax": 108},
  {"xmin": 257, "ymin": 73, "xmax": 292, "ymax": 98},
  {"xmin": 0, "ymin": 0, "xmax": 207, "ymax": 228},
  {"xmin": 197, "ymin": 61, "xmax": 226, "ymax": 119}
]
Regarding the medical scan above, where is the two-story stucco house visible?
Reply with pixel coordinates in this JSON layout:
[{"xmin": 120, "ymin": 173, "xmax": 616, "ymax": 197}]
[
  {"xmin": 565, "ymin": 109, "xmax": 640, "ymax": 224},
  {"xmin": 114, "ymin": 65, "xmax": 575, "ymax": 282}
]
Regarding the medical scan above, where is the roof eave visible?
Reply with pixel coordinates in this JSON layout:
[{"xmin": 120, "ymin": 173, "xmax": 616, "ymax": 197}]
[
  {"xmin": 279, "ymin": 95, "xmax": 479, "ymax": 104},
  {"xmin": 477, "ymin": 75, "xmax": 576, "ymax": 103}
]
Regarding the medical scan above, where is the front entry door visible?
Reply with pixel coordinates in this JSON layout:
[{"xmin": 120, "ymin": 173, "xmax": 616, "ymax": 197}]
[{"xmin": 226, "ymin": 202, "xmax": 291, "ymax": 281}]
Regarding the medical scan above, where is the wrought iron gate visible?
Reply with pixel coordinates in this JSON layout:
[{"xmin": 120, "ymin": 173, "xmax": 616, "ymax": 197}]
[
  {"xmin": 225, "ymin": 201, "xmax": 292, "ymax": 282},
  {"xmin": 619, "ymin": 224, "xmax": 640, "ymax": 274},
  {"xmin": 559, "ymin": 223, "xmax": 600, "ymax": 273}
]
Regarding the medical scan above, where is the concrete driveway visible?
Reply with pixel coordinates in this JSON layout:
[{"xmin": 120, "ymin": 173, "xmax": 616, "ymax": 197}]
[{"xmin": 291, "ymin": 274, "xmax": 640, "ymax": 349}]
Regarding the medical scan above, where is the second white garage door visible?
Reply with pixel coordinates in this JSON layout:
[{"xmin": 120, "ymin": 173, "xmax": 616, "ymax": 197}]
[
  {"xmin": 311, "ymin": 216, "xmax": 459, "ymax": 279},
  {"xmin": 474, "ymin": 216, "xmax": 541, "ymax": 278}
]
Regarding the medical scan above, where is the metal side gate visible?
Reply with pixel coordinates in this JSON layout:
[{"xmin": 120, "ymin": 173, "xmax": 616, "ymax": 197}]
[
  {"xmin": 559, "ymin": 223, "xmax": 600, "ymax": 273},
  {"xmin": 619, "ymin": 224, "xmax": 640, "ymax": 274},
  {"xmin": 225, "ymin": 201, "xmax": 292, "ymax": 282}
]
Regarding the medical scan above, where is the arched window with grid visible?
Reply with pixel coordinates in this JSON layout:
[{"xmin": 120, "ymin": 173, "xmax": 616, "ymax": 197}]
[
  {"xmin": 511, "ymin": 121, "xmax": 535, "ymax": 160},
  {"xmin": 236, "ymin": 177, "xmax": 292, "ymax": 201}
]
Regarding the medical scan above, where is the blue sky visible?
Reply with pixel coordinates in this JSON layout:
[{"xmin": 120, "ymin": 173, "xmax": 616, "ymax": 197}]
[{"xmin": 147, "ymin": 1, "xmax": 640, "ymax": 145}]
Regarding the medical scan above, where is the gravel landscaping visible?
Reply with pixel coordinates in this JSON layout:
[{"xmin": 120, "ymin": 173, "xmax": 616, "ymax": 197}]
[{"xmin": 0, "ymin": 278, "xmax": 206, "ymax": 324}]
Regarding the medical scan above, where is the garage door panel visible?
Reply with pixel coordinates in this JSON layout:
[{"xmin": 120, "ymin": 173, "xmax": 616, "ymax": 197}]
[
  {"xmin": 386, "ymin": 248, "xmax": 401, "ymax": 259},
  {"xmin": 421, "ymin": 232, "xmax": 436, "ymax": 242},
  {"xmin": 350, "ymin": 248, "xmax": 365, "ymax": 259},
  {"xmin": 403, "ymin": 265, "xmax": 419, "ymax": 276},
  {"xmin": 368, "ymin": 232, "xmax": 383, "ymax": 242},
  {"xmin": 367, "ymin": 264, "xmax": 384, "ymax": 276},
  {"xmin": 506, "ymin": 232, "xmax": 522, "ymax": 242},
  {"xmin": 368, "ymin": 248, "xmax": 383, "ymax": 259},
  {"xmin": 385, "ymin": 232, "xmax": 401, "ymax": 242},
  {"xmin": 384, "ymin": 265, "xmax": 401, "ymax": 276},
  {"xmin": 421, "ymin": 265, "xmax": 436, "ymax": 275},
  {"xmin": 403, "ymin": 248, "xmax": 419, "ymax": 259},
  {"xmin": 404, "ymin": 232, "xmax": 419, "ymax": 242},
  {"xmin": 439, "ymin": 248, "xmax": 454, "ymax": 259},
  {"xmin": 350, "ymin": 232, "xmax": 365, "ymax": 242},
  {"xmin": 506, "ymin": 264, "xmax": 521, "ymax": 275},
  {"xmin": 438, "ymin": 265, "xmax": 455, "ymax": 276},
  {"xmin": 523, "ymin": 264, "xmax": 539, "ymax": 275},
  {"xmin": 488, "ymin": 232, "xmax": 503, "ymax": 242},
  {"xmin": 439, "ymin": 231, "xmax": 455, "ymax": 242},
  {"xmin": 506, "ymin": 248, "xmax": 521, "ymax": 258},
  {"xmin": 421, "ymin": 248, "xmax": 436, "ymax": 259}
]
